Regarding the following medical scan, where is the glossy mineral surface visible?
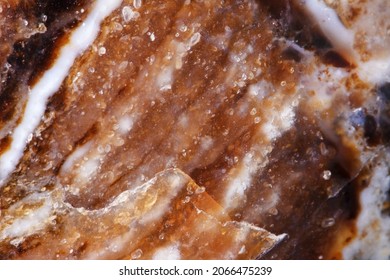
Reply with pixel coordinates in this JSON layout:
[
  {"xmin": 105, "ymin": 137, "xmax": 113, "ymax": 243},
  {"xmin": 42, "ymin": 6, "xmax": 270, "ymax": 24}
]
[{"xmin": 0, "ymin": 0, "xmax": 389, "ymax": 259}]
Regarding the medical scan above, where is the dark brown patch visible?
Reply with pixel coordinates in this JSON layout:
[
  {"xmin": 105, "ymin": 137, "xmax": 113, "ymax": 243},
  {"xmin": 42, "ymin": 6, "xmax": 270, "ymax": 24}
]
[
  {"xmin": 0, "ymin": 135, "xmax": 11, "ymax": 154},
  {"xmin": 364, "ymin": 114, "xmax": 378, "ymax": 145},
  {"xmin": 0, "ymin": 0, "xmax": 90, "ymax": 125},
  {"xmin": 322, "ymin": 50, "xmax": 352, "ymax": 68}
]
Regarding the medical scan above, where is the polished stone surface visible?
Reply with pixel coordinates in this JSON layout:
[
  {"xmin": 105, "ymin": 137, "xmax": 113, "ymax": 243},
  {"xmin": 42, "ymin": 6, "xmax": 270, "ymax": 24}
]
[{"xmin": 0, "ymin": 0, "xmax": 389, "ymax": 259}]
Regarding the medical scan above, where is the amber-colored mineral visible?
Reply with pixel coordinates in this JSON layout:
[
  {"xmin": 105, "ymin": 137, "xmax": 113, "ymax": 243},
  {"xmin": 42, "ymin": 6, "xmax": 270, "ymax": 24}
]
[{"xmin": 0, "ymin": 0, "xmax": 389, "ymax": 259}]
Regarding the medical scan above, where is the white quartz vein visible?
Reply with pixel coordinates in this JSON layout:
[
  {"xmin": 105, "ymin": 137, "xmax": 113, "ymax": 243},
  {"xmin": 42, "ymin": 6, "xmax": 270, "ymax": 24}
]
[
  {"xmin": 0, "ymin": 0, "xmax": 124, "ymax": 187},
  {"xmin": 298, "ymin": 0, "xmax": 358, "ymax": 64}
]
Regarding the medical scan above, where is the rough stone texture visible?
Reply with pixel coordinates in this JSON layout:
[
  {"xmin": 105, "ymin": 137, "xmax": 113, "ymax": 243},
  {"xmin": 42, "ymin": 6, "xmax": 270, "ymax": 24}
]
[{"xmin": 0, "ymin": 0, "xmax": 389, "ymax": 259}]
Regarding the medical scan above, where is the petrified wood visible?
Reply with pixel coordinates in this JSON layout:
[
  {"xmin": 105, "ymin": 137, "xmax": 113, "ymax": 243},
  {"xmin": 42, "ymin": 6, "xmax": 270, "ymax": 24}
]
[{"xmin": 0, "ymin": 0, "xmax": 389, "ymax": 259}]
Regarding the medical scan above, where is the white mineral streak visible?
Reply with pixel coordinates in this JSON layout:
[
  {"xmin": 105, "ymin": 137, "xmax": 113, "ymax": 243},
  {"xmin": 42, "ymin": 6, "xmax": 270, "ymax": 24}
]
[
  {"xmin": 157, "ymin": 33, "xmax": 202, "ymax": 90},
  {"xmin": 60, "ymin": 141, "xmax": 93, "ymax": 173},
  {"xmin": 60, "ymin": 20, "xmax": 207, "ymax": 192},
  {"xmin": 0, "ymin": 168, "xmax": 283, "ymax": 259},
  {"xmin": 219, "ymin": 36, "xmax": 300, "ymax": 213},
  {"xmin": 152, "ymin": 243, "xmax": 181, "ymax": 260},
  {"xmin": 59, "ymin": 140, "xmax": 105, "ymax": 195},
  {"xmin": 84, "ymin": 170, "xmax": 186, "ymax": 259},
  {"xmin": 307, "ymin": 0, "xmax": 390, "ymax": 259},
  {"xmin": 0, "ymin": 193, "xmax": 54, "ymax": 243},
  {"xmin": 223, "ymin": 153, "xmax": 259, "ymax": 210},
  {"xmin": 59, "ymin": 28, "xmax": 205, "ymax": 193},
  {"xmin": 298, "ymin": 0, "xmax": 358, "ymax": 64},
  {"xmin": 343, "ymin": 153, "xmax": 390, "ymax": 259},
  {"xmin": 0, "ymin": 0, "xmax": 124, "ymax": 187},
  {"xmin": 74, "ymin": 152, "xmax": 102, "ymax": 185},
  {"xmin": 0, "ymin": 169, "xmax": 183, "ymax": 250},
  {"xmin": 223, "ymin": 95, "xmax": 298, "ymax": 211},
  {"xmin": 300, "ymin": 0, "xmax": 390, "ymax": 83},
  {"xmin": 261, "ymin": 101, "xmax": 296, "ymax": 142}
]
